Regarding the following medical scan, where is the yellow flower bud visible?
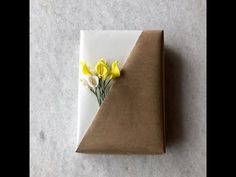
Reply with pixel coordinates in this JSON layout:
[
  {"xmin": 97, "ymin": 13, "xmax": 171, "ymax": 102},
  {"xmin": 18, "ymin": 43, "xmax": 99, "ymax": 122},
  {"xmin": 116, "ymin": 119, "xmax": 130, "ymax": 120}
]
[
  {"xmin": 95, "ymin": 58, "xmax": 109, "ymax": 78},
  {"xmin": 80, "ymin": 61, "xmax": 92, "ymax": 76},
  {"xmin": 111, "ymin": 60, "xmax": 120, "ymax": 78}
]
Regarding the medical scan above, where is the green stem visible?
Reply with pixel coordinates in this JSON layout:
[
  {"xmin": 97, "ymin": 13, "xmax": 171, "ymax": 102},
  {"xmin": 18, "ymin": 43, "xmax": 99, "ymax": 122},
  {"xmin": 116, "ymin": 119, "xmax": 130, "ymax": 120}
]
[
  {"xmin": 89, "ymin": 88, "xmax": 96, "ymax": 95},
  {"xmin": 104, "ymin": 79, "xmax": 112, "ymax": 89},
  {"xmin": 99, "ymin": 78, "xmax": 105, "ymax": 101},
  {"xmin": 103, "ymin": 79, "xmax": 106, "ymax": 88},
  {"xmin": 95, "ymin": 87, "xmax": 101, "ymax": 106},
  {"xmin": 91, "ymin": 78, "xmax": 113, "ymax": 106}
]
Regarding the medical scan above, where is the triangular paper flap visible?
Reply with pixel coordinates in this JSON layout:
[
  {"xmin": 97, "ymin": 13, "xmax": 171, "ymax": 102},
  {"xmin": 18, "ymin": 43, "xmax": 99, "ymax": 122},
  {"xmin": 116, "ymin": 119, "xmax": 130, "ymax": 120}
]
[{"xmin": 77, "ymin": 30, "xmax": 165, "ymax": 154}]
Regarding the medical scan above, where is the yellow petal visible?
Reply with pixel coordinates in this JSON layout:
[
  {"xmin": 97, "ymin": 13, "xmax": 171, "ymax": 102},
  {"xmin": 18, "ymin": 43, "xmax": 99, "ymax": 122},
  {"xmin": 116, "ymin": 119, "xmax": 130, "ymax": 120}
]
[
  {"xmin": 95, "ymin": 59, "xmax": 109, "ymax": 78},
  {"xmin": 99, "ymin": 58, "xmax": 107, "ymax": 64},
  {"xmin": 80, "ymin": 61, "xmax": 92, "ymax": 76},
  {"xmin": 111, "ymin": 60, "xmax": 120, "ymax": 78}
]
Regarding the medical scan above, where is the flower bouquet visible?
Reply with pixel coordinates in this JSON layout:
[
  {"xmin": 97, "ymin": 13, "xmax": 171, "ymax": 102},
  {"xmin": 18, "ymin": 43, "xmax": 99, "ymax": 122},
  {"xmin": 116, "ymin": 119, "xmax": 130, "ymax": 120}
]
[{"xmin": 80, "ymin": 58, "xmax": 120, "ymax": 106}]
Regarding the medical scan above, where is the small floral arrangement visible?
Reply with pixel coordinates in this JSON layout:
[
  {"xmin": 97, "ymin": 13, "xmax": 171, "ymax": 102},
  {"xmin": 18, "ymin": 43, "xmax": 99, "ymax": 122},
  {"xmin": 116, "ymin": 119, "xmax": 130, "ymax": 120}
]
[{"xmin": 80, "ymin": 58, "xmax": 121, "ymax": 106}]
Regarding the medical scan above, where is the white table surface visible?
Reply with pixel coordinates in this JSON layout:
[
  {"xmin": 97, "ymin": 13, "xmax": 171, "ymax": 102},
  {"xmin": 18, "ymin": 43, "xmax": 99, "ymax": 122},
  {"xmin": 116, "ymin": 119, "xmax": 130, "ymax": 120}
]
[{"xmin": 30, "ymin": 0, "xmax": 206, "ymax": 177}]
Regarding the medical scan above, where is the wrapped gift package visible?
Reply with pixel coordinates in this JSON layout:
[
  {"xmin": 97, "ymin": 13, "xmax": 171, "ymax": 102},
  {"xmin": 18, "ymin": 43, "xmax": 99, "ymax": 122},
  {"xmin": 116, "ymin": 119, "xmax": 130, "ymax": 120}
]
[{"xmin": 76, "ymin": 30, "xmax": 166, "ymax": 154}]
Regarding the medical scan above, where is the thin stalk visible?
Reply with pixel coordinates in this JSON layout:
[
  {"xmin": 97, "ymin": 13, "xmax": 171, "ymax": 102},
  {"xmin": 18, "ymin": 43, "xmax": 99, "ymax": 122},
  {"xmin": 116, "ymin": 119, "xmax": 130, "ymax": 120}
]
[
  {"xmin": 96, "ymin": 87, "xmax": 101, "ymax": 106},
  {"xmin": 99, "ymin": 78, "xmax": 105, "ymax": 101},
  {"xmin": 104, "ymin": 79, "xmax": 112, "ymax": 89}
]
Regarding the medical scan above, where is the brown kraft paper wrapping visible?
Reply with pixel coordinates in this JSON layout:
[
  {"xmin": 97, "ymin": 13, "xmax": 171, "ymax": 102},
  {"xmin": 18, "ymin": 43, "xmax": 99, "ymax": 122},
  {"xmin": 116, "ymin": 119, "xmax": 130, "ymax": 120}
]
[{"xmin": 76, "ymin": 30, "xmax": 165, "ymax": 154}]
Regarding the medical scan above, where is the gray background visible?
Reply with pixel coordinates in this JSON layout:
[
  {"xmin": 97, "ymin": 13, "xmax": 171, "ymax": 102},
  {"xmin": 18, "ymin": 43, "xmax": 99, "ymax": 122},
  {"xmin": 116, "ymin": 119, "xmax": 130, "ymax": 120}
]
[{"xmin": 30, "ymin": 0, "xmax": 206, "ymax": 177}]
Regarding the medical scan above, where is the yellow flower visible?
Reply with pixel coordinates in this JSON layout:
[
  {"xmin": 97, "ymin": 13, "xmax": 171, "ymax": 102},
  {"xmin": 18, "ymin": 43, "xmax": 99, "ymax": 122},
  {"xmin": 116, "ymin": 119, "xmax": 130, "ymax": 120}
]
[
  {"xmin": 111, "ymin": 60, "xmax": 120, "ymax": 78},
  {"xmin": 80, "ymin": 61, "xmax": 92, "ymax": 76},
  {"xmin": 95, "ymin": 58, "xmax": 110, "ymax": 78}
]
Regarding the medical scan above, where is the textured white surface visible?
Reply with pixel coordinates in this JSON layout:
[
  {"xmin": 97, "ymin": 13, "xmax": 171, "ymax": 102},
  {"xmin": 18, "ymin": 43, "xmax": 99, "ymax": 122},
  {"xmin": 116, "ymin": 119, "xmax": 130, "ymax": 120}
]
[
  {"xmin": 77, "ymin": 30, "xmax": 142, "ymax": 146},
  {"xmin": 30, "ymin": 0, "xmax": 206, "ymax": 177}
]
